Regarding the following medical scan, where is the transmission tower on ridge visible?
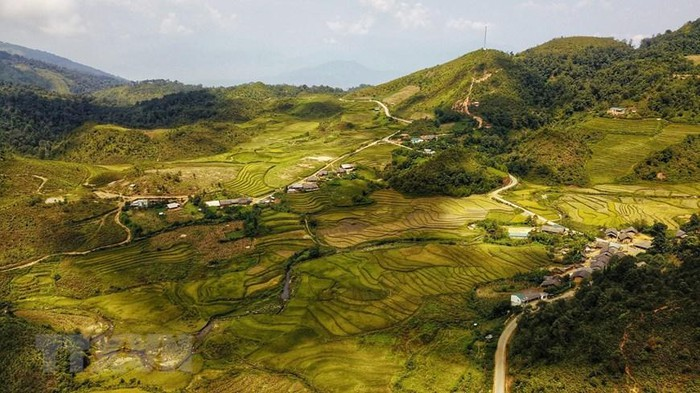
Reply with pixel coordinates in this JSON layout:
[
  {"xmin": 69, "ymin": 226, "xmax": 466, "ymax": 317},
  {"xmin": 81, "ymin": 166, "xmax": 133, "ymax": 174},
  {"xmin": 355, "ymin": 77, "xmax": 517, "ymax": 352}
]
[{"xmin": 483, "ymin": 25, "xmax": 488, "ymax": 50}]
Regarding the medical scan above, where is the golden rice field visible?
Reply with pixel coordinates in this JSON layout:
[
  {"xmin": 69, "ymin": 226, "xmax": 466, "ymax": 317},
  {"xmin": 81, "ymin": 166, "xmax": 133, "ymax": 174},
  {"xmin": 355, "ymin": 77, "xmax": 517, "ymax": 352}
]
[
  {"xmin": 200, "ymin": 242, "xmax": 548, "ymax": 392},
  {"xmin": 314, "ymin": 189, "xmax": 513, "ymax": 247},
  {"xmin": 555, "ymin": 191, "xmax": 700, "ymax": 229},
  {"xmin": 582, "ymin": 119, "xmax": 700, "ymax": 184}
]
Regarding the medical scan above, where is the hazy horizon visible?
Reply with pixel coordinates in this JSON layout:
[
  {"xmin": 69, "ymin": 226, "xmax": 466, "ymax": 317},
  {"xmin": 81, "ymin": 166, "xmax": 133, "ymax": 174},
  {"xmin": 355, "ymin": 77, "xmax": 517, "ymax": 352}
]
[{"xmin": 1, "ymin": 0, "xmax": 698, "ymax": 87}]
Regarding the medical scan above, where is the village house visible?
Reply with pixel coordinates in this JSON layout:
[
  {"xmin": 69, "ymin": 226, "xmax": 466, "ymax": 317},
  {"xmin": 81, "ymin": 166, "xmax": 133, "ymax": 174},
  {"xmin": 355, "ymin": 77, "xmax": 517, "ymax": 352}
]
[
  {"xmin": 302, "ymin": 182, "xmax": 320, "ymax": 192},
  {"xmin": 411, "ymin": 137, "xmax": 423, "ymax": 144},
  {"xmin": 607, "ymin": 107, "xmax": 627, "ymax": 116},
  {"xmin": 605, "ymin": 228, "xmax": 619, "ymax": 240},
  {"xmin": 540, "ymin": 275, "xmax": 562, "ymax": 288},
  {"xmin": 423, "ymin": 148, "xmax": 435, "ymax": 155},
  {"xmin": 618, "ymin": 232, "xmax": 634, "ymax": 243},
  {"xmin": 571, "ymin": 267, "xmax": 593, "ymax": 283},
  {"xmin": 307, "ymin": 176, "xmax": 319, "ymax": 183},
  {"xmin": 676, "ymin": 230, "xmax": 688, "ymax": 239},
  {"xmin": 510, "ymin": 289, "xmax": 548, "ymax": 307},
  {"xmin": 635, "ymin": 240, "xmax": 653, "ymax": 250},
  {"xmin": 336, "ymin": 168, "xmax": 347, "ymax": 175},
  {"xmin": 166, "ymin": 202, "xmax": 181, "ymax": 210},
  {"xmin": 130, "ymin": 199, "xmax": 149, "ymax": 209},
  {"xmin": 317, "ymin": 170, "xmax": 329, "ymax": 177},
  {"xmin": 287, "ymin": 183, "xmax": 304, "ymax": 193},
  {"xmin": 420, "ymin": 134, "xmax": 438, "ymax": 141},
  {"xmin": 541, "ymin": 224, "xmax": 566, "ymax": 235},
  {"xmin": 341, "ymin": 164, "xmax": 356, "ymax": 171},
  {"xmin": 204, "ymin": 200, "xmax": 220, "ymax": 208}
]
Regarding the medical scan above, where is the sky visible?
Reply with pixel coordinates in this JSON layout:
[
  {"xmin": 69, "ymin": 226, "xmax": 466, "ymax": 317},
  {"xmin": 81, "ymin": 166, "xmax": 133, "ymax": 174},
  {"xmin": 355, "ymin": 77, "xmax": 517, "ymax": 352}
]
[{"xmin": 0, "ymin": 0, "xmax": 698, "ymax": 86}]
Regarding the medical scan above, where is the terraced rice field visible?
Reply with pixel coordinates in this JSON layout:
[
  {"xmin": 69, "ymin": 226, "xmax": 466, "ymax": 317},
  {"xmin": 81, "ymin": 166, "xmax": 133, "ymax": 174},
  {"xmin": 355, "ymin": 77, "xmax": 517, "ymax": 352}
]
[
  {"xmin": 582, "ymin": 119, "xmax": 700, "ymax": 184},
  {"xmin": 315, "ymin": 189, "xmax": 512, "ymax": 247},
  {"xmin": 224, "ymin": 163, "xmax": 276, "ymax": 196},
  {"xmin": 205, "ymin": 242, "xmax": 548, "ymax": 392},
  {"xmin": 555, "ymin": 192, "xmax": 700, "ymax": 229}
]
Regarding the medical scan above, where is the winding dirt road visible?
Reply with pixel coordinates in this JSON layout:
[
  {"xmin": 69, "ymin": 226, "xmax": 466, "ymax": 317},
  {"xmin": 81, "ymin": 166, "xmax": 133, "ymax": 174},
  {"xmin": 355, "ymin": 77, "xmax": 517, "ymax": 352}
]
[{"xmin": 0, "ymin": 202, "xmax": 132, "ymax": 272}]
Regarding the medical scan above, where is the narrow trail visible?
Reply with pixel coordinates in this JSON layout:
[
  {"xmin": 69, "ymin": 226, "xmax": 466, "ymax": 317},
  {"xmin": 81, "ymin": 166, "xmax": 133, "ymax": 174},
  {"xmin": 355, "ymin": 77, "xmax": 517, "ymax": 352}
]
[{"xmin": 32, "ymin": 175, "xmax": 48, "ymax": 194}]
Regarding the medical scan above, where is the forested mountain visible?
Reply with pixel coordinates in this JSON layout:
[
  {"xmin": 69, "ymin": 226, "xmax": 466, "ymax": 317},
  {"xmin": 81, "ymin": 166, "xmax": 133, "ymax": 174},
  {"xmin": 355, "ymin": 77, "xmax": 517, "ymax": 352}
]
[{"xmin": 0, "ymin": 47, "xmax": 126, "ymax": 94}]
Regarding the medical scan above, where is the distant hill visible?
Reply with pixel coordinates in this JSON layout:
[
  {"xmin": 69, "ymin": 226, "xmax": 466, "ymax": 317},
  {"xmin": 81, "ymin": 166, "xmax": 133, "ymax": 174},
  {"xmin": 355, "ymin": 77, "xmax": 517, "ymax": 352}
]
[
  {"xmin": 0, "ymin": 43, "xmax": 126, "ymax": 94},
  {"xmin": 268, "ymin": 60, "xmax": 395, "ymax": 89},
  {"xmin": 91, "ymin": 80, "xmax": 204, "ymax": 106},
  {"xmin": 0, "ymin": 41, "xmax": 121, "ymax": 79}
]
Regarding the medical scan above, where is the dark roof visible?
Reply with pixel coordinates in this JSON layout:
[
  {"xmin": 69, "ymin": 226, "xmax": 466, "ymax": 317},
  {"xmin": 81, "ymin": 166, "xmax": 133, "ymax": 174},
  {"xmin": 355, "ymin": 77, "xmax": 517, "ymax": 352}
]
[
  {"xmin": 541, "ymin": 276, "xmax": 562, "ymax": 287},
  {"xmin": 571, "ymin": 268, "xmax": 593, "ymax": 279},
  {"xmin": 514, "ymin": 289, "xmax": 546, "ymax": 302},
  {"xmin": 621, "ymin": 227, "xmax": 638, "ymax": 234},
  {"xmin": 618, "ymin": 232, "xmax": 634, "ymax": 241}
]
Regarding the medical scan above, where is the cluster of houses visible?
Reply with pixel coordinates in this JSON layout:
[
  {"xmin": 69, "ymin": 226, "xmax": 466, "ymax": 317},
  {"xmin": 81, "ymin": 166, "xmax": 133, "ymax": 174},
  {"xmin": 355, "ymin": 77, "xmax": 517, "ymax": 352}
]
[
  {"xmin": 130, "ymin": 199, "xmax": 182, "ymax": 210},
  {"xmin": 286, "ymin": 164, "xmax": 356, "ymax": 193},
  {"xmin": 395, "ymin": 134, "xmax": 440, "ymax": 145},
  {"xmin": 204, "ymin": 197, "xmax": 253, "ymax": 208},
  {"xmin": 510, "ymin": 226, "xmax": 649, "ymax": 307}
]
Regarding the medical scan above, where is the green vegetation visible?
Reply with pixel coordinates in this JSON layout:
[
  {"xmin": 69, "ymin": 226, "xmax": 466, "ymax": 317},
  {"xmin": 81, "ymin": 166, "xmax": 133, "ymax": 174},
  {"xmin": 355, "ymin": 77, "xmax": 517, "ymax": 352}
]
[
  {"xmin": 91, "ymin": 80, "xmax": 202, "ymax": 106},
  {"xmin": 510, "ymin": 234, "xmax": 700, "ymax": 392},
  {"xmin": 385, "ymin": 147, "xmax": 502, "ymax": 197},
  {"xmin": 632, "ymin": 135, "xmax": 700, "ymax": 182},
  {"xmin": 0, "ymin": 50, "xmax": 124, "ymax": 94}
]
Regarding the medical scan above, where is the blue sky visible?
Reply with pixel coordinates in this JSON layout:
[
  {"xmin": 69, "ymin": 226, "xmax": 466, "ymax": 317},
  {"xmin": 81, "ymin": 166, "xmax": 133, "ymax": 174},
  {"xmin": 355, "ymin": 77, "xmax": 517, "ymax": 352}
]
[{"xmin": 0, "ymin": 0, "xmax": 698, "ymax": 86}]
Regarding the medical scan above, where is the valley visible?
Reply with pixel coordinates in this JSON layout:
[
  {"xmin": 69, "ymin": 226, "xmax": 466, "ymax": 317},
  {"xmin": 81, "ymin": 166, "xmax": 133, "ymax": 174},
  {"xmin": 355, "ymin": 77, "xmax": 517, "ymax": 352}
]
[{"xmin": 1, "ymin": 17, "xmax": 700, "ymax": 393}]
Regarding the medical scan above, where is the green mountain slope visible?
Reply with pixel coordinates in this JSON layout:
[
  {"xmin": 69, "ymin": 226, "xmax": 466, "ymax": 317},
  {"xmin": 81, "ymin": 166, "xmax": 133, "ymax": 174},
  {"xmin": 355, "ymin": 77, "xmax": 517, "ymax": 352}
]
[
  {"xmin": 0, "ymin": 50, "xmax": 126, "ymax": 94},
  {"xmin": 349, "ymin": 50, "xmax": 542, "ymax": 124},
  {"xmin": 0, "ymin": 41, "xmax": 120, "ymax": 78}
]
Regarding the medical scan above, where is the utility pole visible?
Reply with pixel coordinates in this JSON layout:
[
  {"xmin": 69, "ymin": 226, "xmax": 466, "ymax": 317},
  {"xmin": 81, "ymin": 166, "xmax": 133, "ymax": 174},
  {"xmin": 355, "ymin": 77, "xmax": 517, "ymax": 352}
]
[{"xmin": 483, "ymin": 25, "xmax": 488, "ymax": 50}]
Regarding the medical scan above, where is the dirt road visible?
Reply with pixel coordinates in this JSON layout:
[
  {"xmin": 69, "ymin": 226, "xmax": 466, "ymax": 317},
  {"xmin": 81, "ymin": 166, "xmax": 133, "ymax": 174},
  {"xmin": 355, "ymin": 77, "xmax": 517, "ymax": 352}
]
[{"xmin": 494, "ymin": 316, "xmax": 519, "ymax": 393}]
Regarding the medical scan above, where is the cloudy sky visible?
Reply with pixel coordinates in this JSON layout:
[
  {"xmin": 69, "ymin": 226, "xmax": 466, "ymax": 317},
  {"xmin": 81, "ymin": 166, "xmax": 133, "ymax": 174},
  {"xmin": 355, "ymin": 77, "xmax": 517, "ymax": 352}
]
[{"xmin": 0, "ymin": 0, "xmax": 698, "ymax": 86}]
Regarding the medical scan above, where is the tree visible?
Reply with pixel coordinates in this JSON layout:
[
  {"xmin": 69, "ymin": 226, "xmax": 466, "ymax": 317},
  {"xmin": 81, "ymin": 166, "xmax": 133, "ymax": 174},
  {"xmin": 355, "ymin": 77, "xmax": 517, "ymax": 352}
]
[{"xmin": 650, "ymin": 222, "xmax": 669, "ymax": 254}]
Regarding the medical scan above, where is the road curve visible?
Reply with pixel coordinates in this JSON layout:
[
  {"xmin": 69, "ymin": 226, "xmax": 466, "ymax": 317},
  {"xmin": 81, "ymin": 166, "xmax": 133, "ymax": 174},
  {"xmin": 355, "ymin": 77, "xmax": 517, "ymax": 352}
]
[{"xmin": 494, "ymin": 316, "xmax": 520, "ymax": 393}]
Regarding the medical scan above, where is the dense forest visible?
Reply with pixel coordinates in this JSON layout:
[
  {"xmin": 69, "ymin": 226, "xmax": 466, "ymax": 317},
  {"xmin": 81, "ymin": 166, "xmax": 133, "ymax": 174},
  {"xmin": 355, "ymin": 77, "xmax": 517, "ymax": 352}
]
[{"xmin": 510, "ymin": 218, "xmax": 700, "ymax": 391}]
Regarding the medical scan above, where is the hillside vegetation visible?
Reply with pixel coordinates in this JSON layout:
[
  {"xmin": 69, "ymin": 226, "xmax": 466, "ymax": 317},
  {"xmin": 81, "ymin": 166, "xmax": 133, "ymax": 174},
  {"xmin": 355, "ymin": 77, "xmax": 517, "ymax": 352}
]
[
  {"xmin": 55, "ymin": 122, "xmax": 251, "ymax": 164},
  {"xmin": 91, "ymin": 80, "xmax": 203, "ymax": 106},
  {"xmin": 510, "ymin": 228, "xmax": 700, "ymax": 392},
  {"xmin": 384, "ymin": 147, "xmax": 502, "ymax": 197},
  {"xmin": 632, "ymin": 135, "xmax": 700, "ymax": 182}
]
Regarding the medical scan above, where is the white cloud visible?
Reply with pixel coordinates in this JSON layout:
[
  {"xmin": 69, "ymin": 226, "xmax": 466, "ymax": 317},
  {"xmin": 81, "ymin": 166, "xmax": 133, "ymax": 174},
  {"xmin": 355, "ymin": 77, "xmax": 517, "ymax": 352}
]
[
  {"xmin": 0, "ymin": 0, "xmax": 86, "ymax": 36},
  {"xmin": 394, "ymin": 3, "xmax": 430, "ymax": 29},
  {"xmin": 327, "ymin": 16, "xmax": 375, "ymax": 35},
  {"xmin": 204, "ymin": 4, "xmax": 237, "ymax": 29},
  {"xmin": 159, "ymin": 12, "xmax": 193, "ymax": 35},
  {"xmin": 360, "ymin": 0, "xmax": 396, "ymax": 12},
  {"xmin": 629, "ymin": 34, "xmax": 649, "ymax": 47},
  {"xmin": 447, "ymin": 18, "xmax": 489, "ymax": 32},
  {"xmin": 323, "ymin": 37, "xmax": 338, "ymax": 44}
]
